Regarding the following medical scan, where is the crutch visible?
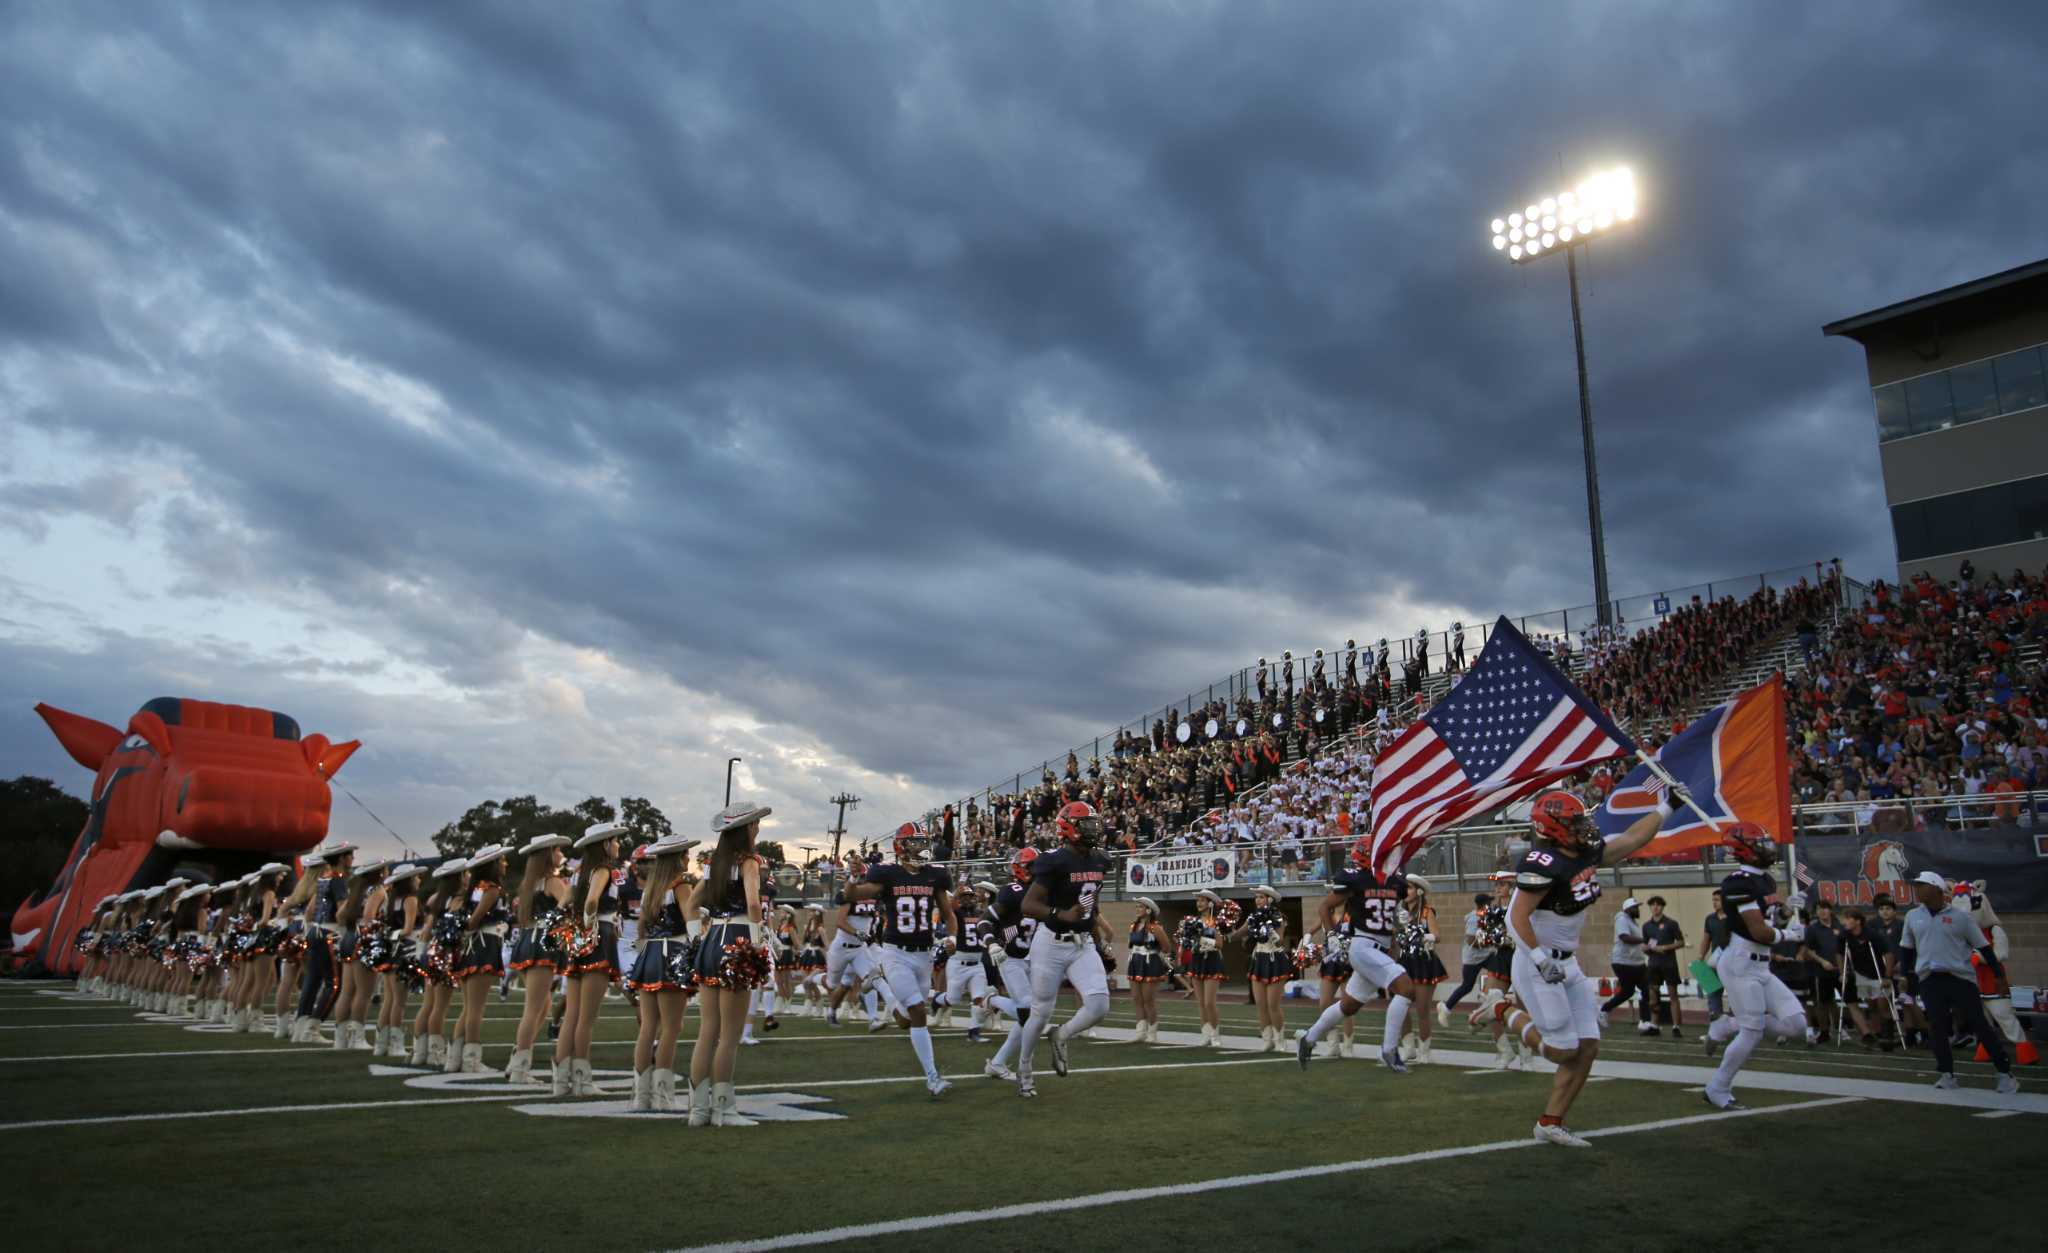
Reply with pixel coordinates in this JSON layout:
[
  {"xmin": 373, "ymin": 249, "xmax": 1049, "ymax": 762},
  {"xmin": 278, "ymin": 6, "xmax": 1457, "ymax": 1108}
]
[{"xmin": 1834, "ymin": 953, "xmax": 1853, "ymax": 1047}]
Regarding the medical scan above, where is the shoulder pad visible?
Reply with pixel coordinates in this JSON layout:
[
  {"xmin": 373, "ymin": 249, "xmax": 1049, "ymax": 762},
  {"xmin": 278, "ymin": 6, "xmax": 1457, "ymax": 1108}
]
[{"xmin": 1514, "ymin": 871, "xmax": 1551, "ymax": 891}]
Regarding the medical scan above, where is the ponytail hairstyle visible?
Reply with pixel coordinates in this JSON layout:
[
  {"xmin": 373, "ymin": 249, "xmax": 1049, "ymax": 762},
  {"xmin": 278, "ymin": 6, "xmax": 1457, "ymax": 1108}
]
[
  {"xmin": 572, "ymin": 837, "xmax": 620, "ymax": 918},
  {"xmin": 466, "ymin": 855, "xmax": 504, "ymax": 895},
  {"xmin": 282, "ymin": 867, "xmax": 319, "ymax": 913},
  {"xmin": 706, "ymin": 822, "xmax": 758, "ymax": 911},
  {"xmin": 642, "ymin": 850, "xmax": 684, "ymax": 925},
  {"xmin": 515, "ymin": 850, "xmax": 555, "ymax": 926},
  {"xmin": 338, "ymin": 869, "xmax": 381, "ymax": 928}
]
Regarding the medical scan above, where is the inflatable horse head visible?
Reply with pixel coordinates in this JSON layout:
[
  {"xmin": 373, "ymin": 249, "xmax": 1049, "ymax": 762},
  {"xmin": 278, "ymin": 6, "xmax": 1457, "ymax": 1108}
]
[{"xmin": 9, "ymin": 697, "xmax": 360, "ymax": 974}]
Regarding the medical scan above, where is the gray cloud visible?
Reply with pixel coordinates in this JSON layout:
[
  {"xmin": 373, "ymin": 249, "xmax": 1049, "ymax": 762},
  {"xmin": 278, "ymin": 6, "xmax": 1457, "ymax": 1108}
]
[{"xmin": 2, "ymin": 1, "xmax": 2044, "ymax": 833}]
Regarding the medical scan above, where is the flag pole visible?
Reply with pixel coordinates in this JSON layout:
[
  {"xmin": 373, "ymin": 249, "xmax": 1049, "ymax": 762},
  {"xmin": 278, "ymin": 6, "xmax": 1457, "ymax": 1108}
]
[{"xmin": 1631, "ymin": 750, "xmax": 1728, "ymax": 834}]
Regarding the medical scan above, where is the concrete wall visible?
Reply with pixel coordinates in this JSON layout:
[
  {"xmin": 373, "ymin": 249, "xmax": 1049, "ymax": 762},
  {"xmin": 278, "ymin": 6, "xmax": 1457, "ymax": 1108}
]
[{"xmin": 1880, "ymin": 407, "xmax": 2048, "ymax": 505}]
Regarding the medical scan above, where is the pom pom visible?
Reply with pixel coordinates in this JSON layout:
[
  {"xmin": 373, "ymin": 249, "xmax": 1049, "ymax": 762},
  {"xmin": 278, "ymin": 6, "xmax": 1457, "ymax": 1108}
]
[
  {"xmin": 718, "ymin": 936, "xmax": 771, "ymax": 987},
  {"xmin": 664, "ymin": 938, "xmax": 701, "ymax": 989},
  {"xmin": 1215, "ymin": 899, "xmax": 1243, "ymax": 932}
]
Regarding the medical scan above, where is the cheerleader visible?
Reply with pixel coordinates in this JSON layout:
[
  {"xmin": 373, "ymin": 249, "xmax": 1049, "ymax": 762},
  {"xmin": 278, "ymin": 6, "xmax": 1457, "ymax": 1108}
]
[
  {"xmin": 1396, "ymin": 877, "xmax": 1446, "ymax": 1064},
  {"xmin": 297, "ymin": 842, "xmax": 355, "ymax": 1042},
  {"xmin": 1313, "ymin": 919, "xmax": 1357, "ymax": 1057},
  {"xmin": 334, "ymin": 858, "xmax": 389, "ymax": 1051},
  {"xmin": 410, "ymin": 859, "xmax": 468, "ymax": 1068},
  {"xmin": 274, "ymin": 856, "xmax": 321, "ymax": 1040},
  {"xmin": 233, "ymin": 864, "xmax": 286, "ymax": 1033},
  {"xmin": 1463, "ymin": 873, "xmax": 1525, "ymax": 1069},
  {"xmin": 688, "ymin": 801, "xmax": 773, "ymax": 1127},
  {"xmin": 450, "ymin": 844, "xmax": 511, "ymax": 1074},
  {"xmin": 75, "ymin": 896, "xmax": 115, "ymax": 997},
  {"xmin": 768, "ymin": 905, "xmax": 798, "ymax": 1031},
  {"xmin": 1186, "ymin": 890, "xmax": 1229, "ymax": 1045},
  {"xmin": 169, "ymin": 884, "xmax": 212, "ymax": 1018},
  {"xmin": 505, "ymin": 833, "xmax": 571, "ymax": 1087},
  {"xmin": 372, "ymin": 864, "xmax": 423, "ymax": 1056},
  {"xmin": 1238, "ymin": 885, "xmax": 1293, "ymax": 1052},
  {"xmin": 557, "ymin": 823, "xmax": 626, "ymax": 1097},
  {"xmin": 626, "ymin": 833, "xmax": 701, "ymax": 1111},
  {"xmin": 796, "ymin": 906, "xmax": 828, "ymax": 1014},
  {"xmin": 1123, "ymin": 897, "xmax": 1172, "ymax": 1042}
]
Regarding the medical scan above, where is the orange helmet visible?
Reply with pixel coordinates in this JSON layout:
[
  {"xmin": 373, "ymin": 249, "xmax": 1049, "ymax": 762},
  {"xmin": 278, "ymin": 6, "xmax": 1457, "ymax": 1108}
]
[
  {"xmin": 1010, "ymin": 846, "xmax": 1040, "ymax": 882},
  {"xmin": 1055, "ymin": 800, "xmax": 1102, "ymax": 848},
  {"xmin": 1347, "ymin": 836, "xmax": 1375, "ymax": 871},
  {"xmin": 1529, "ymin": 791, "xmax": 1590, "ymax": 845},
  {"xmin": 1722, "ymin": 821, "xmax": 1777, "ymax": 868},
  {"xmin": 893, "ymin": 822, "xmax": 931, "ymax": 865}
]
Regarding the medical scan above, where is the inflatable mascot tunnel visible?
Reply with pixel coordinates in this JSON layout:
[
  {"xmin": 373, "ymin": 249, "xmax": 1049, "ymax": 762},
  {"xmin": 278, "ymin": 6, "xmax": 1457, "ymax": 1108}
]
[{"xmin": 9, "ymin": 698, "xmax": 360, "ymax": 975}]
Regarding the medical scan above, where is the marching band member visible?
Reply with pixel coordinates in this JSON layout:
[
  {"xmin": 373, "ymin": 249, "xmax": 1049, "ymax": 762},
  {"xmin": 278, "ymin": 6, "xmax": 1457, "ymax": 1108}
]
[
  {"xmin": 796, "ymin": 906, "xmax": 828, "ymax": 1015},
  {"xmin": 689, "ymin": 802, "xmax": 773, "ymax": 1126},
  {"xmin": 1314, "ymin": 918, "xmax": 1356, "ymax": 1058},
  {"xmin": 297, "ymin": 842, "xmax": 355, "ymax": 1042},
  {"xmin": 410, "ymin": 859, "xmax": 467, "ymax": 1068},
  {"xmin": 372, "ymin": 864, "xmax": 423, "ymax": 1056},
  {"xmin": 334, "ymin": 858, "xmax": 388, "ymax": 1051},
  {"xmin": 558, "ymin": 823, "xmax": 626, "ymax": 1097},
  {"xmin": 845, "ymin": 823, "xmax": 959, "ymax": 1098},
  {"xmin": 1124, "ymin": 897, "xmax": 1172, "ymax": 1043},
  {"xmin": 981, "ymin": 856, "xmax": 1039, "ymax": 1081},
  {"xmin": 450, "ymin": 845, "xmax": 511, "ymax": 1074},
  {"xmin": 1397, "ymin": 877, "xmax": 1446, "ymax": 1064},
  {"xmin": 1497, "ymin": 789, "xmax": 1675, "ymax": 1147},
  {"xmin": 628, "ymin": 833, "xmax": 701, "ymax": 1112},
  {"xmin": 1187, "ymin": 890, "xmax": 1228, "ymax": 1045},
  {"xmin": 274, "ymin": 857, "xmax": 320, "ymax": 1040},
  {"xmin": 506, "ymin": 834, "xmax": 571, "ymax": 1087},
  {"xmin": 1239, "ymin": 884, "xmax": 1291, "ymax": 1052}
]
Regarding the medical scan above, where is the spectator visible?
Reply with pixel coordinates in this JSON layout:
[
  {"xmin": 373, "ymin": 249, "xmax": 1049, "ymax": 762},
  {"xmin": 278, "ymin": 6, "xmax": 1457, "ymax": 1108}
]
[
  {"xmin": 1601, "ymin": 898, "xmax": 1653, "ymax": 1033},
  {"xmin": 1697, "ymin": 889, "xmax": 1729, "ymax": 1023},
  {"xmin": 1640, "ymin": 896, "xmax": 1686, "ymax": 1037},
  {"xmin": 1838, "ymin": 907, "xmax": 1897, "ymax": 1051},
  {"xmin": 1800, "ymin": 899, "xmax": 1845, "ymax": 1043}
]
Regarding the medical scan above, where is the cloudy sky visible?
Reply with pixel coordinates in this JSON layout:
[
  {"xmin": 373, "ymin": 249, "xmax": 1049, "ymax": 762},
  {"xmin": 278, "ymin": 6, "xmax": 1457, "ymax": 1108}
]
[{"xmin": 4, "ymin": 1, "xmax": 2043, "ymax": 857}]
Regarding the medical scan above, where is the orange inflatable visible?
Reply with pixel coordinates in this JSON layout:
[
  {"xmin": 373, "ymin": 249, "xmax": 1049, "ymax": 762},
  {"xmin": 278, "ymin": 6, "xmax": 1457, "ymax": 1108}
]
[{"xmin": 8, "ymin": 697, "xmax": 359, "ymax": 975}]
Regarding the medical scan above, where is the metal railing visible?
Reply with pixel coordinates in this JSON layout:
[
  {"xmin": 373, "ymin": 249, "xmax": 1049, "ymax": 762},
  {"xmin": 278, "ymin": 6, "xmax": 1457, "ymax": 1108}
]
[{"xmin": 903, "ymin": 560, "xmax": 1856, "ymax": 837}]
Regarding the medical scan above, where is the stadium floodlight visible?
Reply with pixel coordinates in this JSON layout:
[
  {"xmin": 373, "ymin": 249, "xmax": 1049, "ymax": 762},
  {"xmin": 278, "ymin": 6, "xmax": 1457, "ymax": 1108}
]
[{"xmin": 1485, "ymin": 163, "xmax": 1643, "ymax": 629}]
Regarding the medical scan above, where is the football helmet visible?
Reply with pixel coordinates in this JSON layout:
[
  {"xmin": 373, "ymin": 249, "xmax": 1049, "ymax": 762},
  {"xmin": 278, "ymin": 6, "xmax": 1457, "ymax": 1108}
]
[
  {"xmin": 1529, "ymin": 791, "xmax": 1594, "ymax": 850},
  {"xmin": 1010, "ymin": 846, "xmax": 1040, "ymax": 882},
  {"xmin": 893, "ymin": 822, "xmax": 931, "ymax": 865},
  {"xmin": 1055, "ymin": 800, "xmax": 1102, "ymax": 849},
  {"xmin": 1347, "ymin": 836, "xmax": 1374, "ymax": 871},
  {"xmin": 1722, "ymin": 821, "xmax": 1777, "ymax": 868}
]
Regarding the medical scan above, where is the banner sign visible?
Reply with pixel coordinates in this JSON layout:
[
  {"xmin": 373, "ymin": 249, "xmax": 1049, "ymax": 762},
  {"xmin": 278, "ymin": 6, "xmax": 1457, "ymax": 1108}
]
[
  {"xmin": 1796, "ymin": 826, "xmax": 2048, "ymax": 913},
  {"xmin": 1125, "ymin": 850, "xmax": 1237, "ymax": 893}
]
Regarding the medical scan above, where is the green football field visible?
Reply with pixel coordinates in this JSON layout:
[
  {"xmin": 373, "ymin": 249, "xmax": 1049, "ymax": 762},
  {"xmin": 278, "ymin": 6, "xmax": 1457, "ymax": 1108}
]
[{"xmin": 2, "ymin": 977, "xmax": 2041, "ymax": 1252}]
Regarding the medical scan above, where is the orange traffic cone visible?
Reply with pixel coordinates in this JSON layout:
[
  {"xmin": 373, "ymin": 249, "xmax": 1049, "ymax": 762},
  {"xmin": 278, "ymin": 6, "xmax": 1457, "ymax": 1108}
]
[{"xmin": 1976, "ymin": 1039, "xmax": 2040, "ymax": 1064}]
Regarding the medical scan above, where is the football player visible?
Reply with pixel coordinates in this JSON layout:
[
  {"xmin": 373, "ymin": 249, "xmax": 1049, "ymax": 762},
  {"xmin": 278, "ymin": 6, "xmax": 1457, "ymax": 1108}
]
[
  {"xmin": 1497, "ymin": 787, "xmax": 1678, "ymax": 1147},
  {"xmin": 1014, "ymin": 802, "xmax": 1116, "ymax": 1097},
  {"xmin": 981, "ymin": 852, "xmax": 1040, "ymax": 1082},
  {"xmin": 824, "ymin": 892, "xmax": 885, "ymax": 1026},
  {"xmin": 845, "ymin": 823, "xmax": 960, "ymax": 1098},
  {"xmin": 1698, "ymin": 822, "xmax": 1813, "ymax": 1109},
  {"xmin": 1295, "ymin": 839, "xmax": 1417, "ymax": 1071},
  {"xmin": 942, "ymin": 886, "xmax": 991, "ymax": 1041}
]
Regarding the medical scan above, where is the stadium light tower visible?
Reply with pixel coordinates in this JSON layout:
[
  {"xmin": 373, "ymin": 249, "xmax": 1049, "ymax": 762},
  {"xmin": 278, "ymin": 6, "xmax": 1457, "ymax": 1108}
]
[{"xmin": 1489, "ymin": 165, "xmax": 1639, "ymax": 628}]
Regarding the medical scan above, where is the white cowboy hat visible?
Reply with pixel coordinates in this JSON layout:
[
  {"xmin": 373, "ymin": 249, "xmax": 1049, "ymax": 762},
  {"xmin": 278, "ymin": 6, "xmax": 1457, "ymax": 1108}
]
[
  {"xmin": 1252, "ymin": 884, "xmax": 1279, "ymax": 900},
  {"xmin": 386, "ymin": 864, "xmax": 426, "ymax": 884},
  {"xmin": 258, "ymin": 862, "xmax": 290, "ymax": 877},
  {"xmin": 711, "ymin": 802, "xmax": 772, "ymax": 834},
  {"xmin": 1134, "ymin": 896, "xmax": 1161, "ymax": 915},
  {"xmin": 973, "ymin": 879, "xmax": 1001, "ymax": 895},
  {"xmin": 519, "ymin": 833, "xmax": 570, "ymax": 856},
  {"xmin": 318, "ymin": 840, "xmax": 358, "ymax": 860},
  {"xmin": 350, "ymin": 858, "xmax": 389, "ymax": 878},
  {"xmin": 575, "ymin": 824, "xmax": 623, "ymax": 850},
  {"xmin": 465, "ymin": 843, "xmax": 510, "ymax": 869},
  {"xmin": 143, "ymin": 886, "xmax": 168, "ymax": 900},
  {"xmin": 301, "ymin": 852, "xmax": 327, "ymax": 869},
  {"xmin": 646, "ymin": 833, "xmax": 701, "ymax": 858},
  {"xmin": 1194, "ymin": 889, "xmax": 1223, "ymax": 905},
  {"xmin": 430, "ymin": 859, "xmax": 468, "ymax": 879},
  {"xmin": 163, "ymin": 877, "xmax": 191, "ymax": 891}
]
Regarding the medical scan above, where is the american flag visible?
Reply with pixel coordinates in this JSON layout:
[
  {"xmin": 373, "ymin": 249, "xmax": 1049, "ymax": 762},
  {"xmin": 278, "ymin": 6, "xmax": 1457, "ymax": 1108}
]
[{"xmin": 1368, "ymin": 616, "xmax": 1635, "ymax": 875}]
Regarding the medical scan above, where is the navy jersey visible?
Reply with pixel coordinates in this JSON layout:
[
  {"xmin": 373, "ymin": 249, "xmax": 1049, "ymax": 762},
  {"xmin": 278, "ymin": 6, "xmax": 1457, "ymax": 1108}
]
[
  {"xmin": 1129, "ymin": 921, "xmax": 1161, "ymax": 952},
  {"xmin": 1031, "ymin": 846, "xmax": 1111, "ymax": 936},
  {"xmin": 1331, "ymin": 867, "xmax": 1406, "ymax": 939},
  {"xmin": 311, "ymin": 874, "xmax": 347, "ymax": 925},
  {"xmin": 863, "ymin": 862, "xmax": 953, "ymax": 948},
  {"xmin": 955, "ymin": 903, "xmax": 986, "ymax": 954},
  {"xmin": 1717, "ymin": 868, "xmax": 1779, "ymax": 947},
  {"xmin": 1513, "ymin": 838, "xmax": 1606, "ymax": 917},
  {"xmin": 985, "ymin": 881, "xmax": 1037, "ymax": 959}
]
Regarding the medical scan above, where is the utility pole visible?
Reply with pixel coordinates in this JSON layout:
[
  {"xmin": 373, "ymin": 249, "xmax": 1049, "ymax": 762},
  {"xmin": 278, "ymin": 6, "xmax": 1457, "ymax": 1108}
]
[{"xmin": 828, "ymin": 792, "xmax": 860, "ymax": 862}]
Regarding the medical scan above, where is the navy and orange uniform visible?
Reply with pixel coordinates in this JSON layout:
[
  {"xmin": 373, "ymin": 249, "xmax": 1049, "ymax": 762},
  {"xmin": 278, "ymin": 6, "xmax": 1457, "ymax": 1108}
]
[
  {"xmin": 954, "ymin": 904, "xmax": 986, "ymax": 957},
  {"xmin": 1717, "ymin": 867, "xmax": 1779, "ymax": 951},
  {"xmin": 1127, "ymin": 921, "xmax": 1168, "ymax": 982},
  {"xmin": 797, "ymin": 923, "xmax": 827, "ymax": 972},
  {"xmin": 1332, "ymin": 866, "xmax": 1408, "ymax": 944},
  {"xmin": 1398, "ymin": 904, "xmax": 1447, "ymax": 984},
  {"xmin": 1029, "ymin": 846, "xmax": 1110, "ymax": 936},
  {"xmin": 1187, "ymin": 914, "xmax": 1226, "ymax": 979},
  {"xmin": 863, "ymin": 861, "xmax": 954, "ymax": 950},
  {"xmin": 1247, "ymin": 905, "xmax": 1293, "ymax": 983},
  {"xmin": 509, "ymin": 886, "xmax": 567, "ymax": 972},
  {"xmin": 1513, "ymin": 836, "xmax": 1606, "ymax": 952},
  {"xmin": 627, "ymin": 899, "xmax": 692, "ymax": 993},
  {"xmin": 693, "ymin": 855, "xmax": 768, "ymax": 989},
  {"xmin": 568, "ymin": 875, "xmax": 623, "ymax": 980},
  {"xmin": 372, "ymin": 894, "xmax": 413, "ymax": 974},
  {"xmin": 1478, "ymin": 903, "xmax": 1514, "ymax": 977},
  {"xmin": 452, "ymin": 883, "xmax": 510, "ymax": 979}
]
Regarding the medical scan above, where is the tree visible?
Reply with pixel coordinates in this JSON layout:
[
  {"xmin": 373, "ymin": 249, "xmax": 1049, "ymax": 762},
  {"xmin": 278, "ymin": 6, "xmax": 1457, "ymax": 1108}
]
[
  {"xmin": 572, "ymin": 796, "xmax": 616, "ymax": 828},
  {"xmin": 756, "ymin": 840, "xmax": 788, "ymax": 867},
  {"xmin": 430, "ymin": 794, "xmax": 587, "ymax": 859},
  {"xmin": 1, "ymin": 777, "xmax": 90, "ymax": 915},
  {"xmin": 619, "ymin": 796, "xmax": 674, "ymax": 843}
]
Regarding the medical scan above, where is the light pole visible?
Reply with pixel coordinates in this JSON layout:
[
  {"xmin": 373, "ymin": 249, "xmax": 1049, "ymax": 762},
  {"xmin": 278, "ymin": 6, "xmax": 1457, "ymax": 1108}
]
[
  {"xmin": 1489, "ymin": 165, "xmax": 1638, "ymax": 628},
  {"xmin": 724, "ymin": 757, "xmax": 741, "ymax": 806}
]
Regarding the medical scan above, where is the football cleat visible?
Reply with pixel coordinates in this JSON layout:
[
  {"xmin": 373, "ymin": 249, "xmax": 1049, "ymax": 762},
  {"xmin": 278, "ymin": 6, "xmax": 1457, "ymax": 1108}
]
[
  {"xmin": 1703, "ymin": 1032, "xmax": 1723, "ymax": 1059},
  {"xmin": 1051, "ymin": 1031, "xmax": 1070, "ymax": 1076},
  {"xmin": 1702, "ymin": 1093, "xmax": 1746, "ymax": 1112},
  {"xmin": 926, "ymin": 1076, "xmax": 953, "ymax": 1100},
  {"xmin": 825, "ymin": 1010, "xmax": 839, "ymax": 1027},
  {"xmin": 983, "ymin": 1060, "xmax": 1017, "ymax": 1081},
  {"xmin": 1933, "ymin": 1074, "xmax": 1959, "ymax": 1090},
  {"xmin": 1533, "ymin": 1121, "xmax": 1591, "ymax": 1148},
  {"xmin": 1379, "ymin": 1046, "xmax": 1409, "ymax": 1074},
  {"xmin": 965, "ymin": 1026, "xmax": 983, "ymax": 1043},
  {"xmin": 1296, "ymin": 1033, "xmax": 1315, "ymax": 1071},
  {"xmin": 1996, "ymin": 1073, "xmax": 2019, "ymax": 1096},
  {"xmin": 868, "ymin": 1013, "xmax": 890, "ymax": 1034},
  {"xmin": 1017, "ymin": 1081, "xmax": 1038, "ymax": 1099}
]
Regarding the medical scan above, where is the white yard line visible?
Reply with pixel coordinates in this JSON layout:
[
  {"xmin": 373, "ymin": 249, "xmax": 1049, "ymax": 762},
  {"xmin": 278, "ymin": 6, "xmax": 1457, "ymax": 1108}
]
[
  {"xmin": 736, "ymin": 1054, "xmax": 1295, "ymax": 1093},
  {"xmin": 0, "ymin": 1046, "xmax": 326, "ymax": 1063},
  {"xmin": 0, "ymin": 1093, "xmax": 529, "ymax": 1131},
  {"xmin": 1973, "ymin": 1110, "xmax": 2023, "ymax": 1119},
  {"xmin": 655, "ymin": 1097, "xmax": 1866, "ymax": 1253}
]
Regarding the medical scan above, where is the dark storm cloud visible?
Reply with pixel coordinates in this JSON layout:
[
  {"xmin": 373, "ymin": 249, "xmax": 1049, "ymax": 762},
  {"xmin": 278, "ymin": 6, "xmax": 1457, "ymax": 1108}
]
[{"xmin": 3, "ymin": 1, "xmax": 2044, "ymax": 816}]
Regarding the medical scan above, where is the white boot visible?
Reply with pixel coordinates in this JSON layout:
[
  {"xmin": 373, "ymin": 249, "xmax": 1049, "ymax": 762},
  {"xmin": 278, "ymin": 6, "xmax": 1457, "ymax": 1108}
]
[
  {"xmin": 551, "ymin": 1059, "xmax": 572, "ymax": 1097},
  {"xmin": 461, "ymin": 1042, "xmax": 484, "ymax": 1074},
  {"xmin": 632, "ymin": 1068, "xmax": 654, "ymax": 1112},
  {"xmin": 712, "ymin": 1080, "xmax": 753, "ymax": 1126},
  {"xmin": 442, "ymin": 1037, "xmax": 464, "ymax": 1072},
  {"xmin": 572, "ymin": 1058, "xmax": 598, "ymax": 1096},
  {"xmin": 688, "ymin": 1080, "xmax": 714, "ymax": 1126},
  {"xmin": 331, "ymin": 1020, "xmax": 349, "ymax": 1050},
  {"xmin": 427, "ymin": 1034, "xmax": 448, "ymax": 1069},
  {"xmin": 505, "ymin": 1047, "xmax": 532, "ymax": 1085},
  {"xmin": 370, "ymin": 1025, "xmax": 389, "ymax": 1056},
  {"xmin": 1493, "ymin": 1033, "xmax": 1514, "ymax": 1069},
  {"xmin": 1418, "ymin": 1038, "xmax": 1433, "ymax": 1065},
  {"xmin": 353, "ymin": 1022, "xmax": 375, "ymax": 1051},
  {"xmin": 652, "ymin": 1068, "xmax": 675, "ymax": 1112},
  {"xmin": 1338, "ymin": 1035, "xmax": 1355, "ymax": 1059},
  {"xmin": 409, "ymin": 1033, "xmax": 430, "ymax": 1066}
]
